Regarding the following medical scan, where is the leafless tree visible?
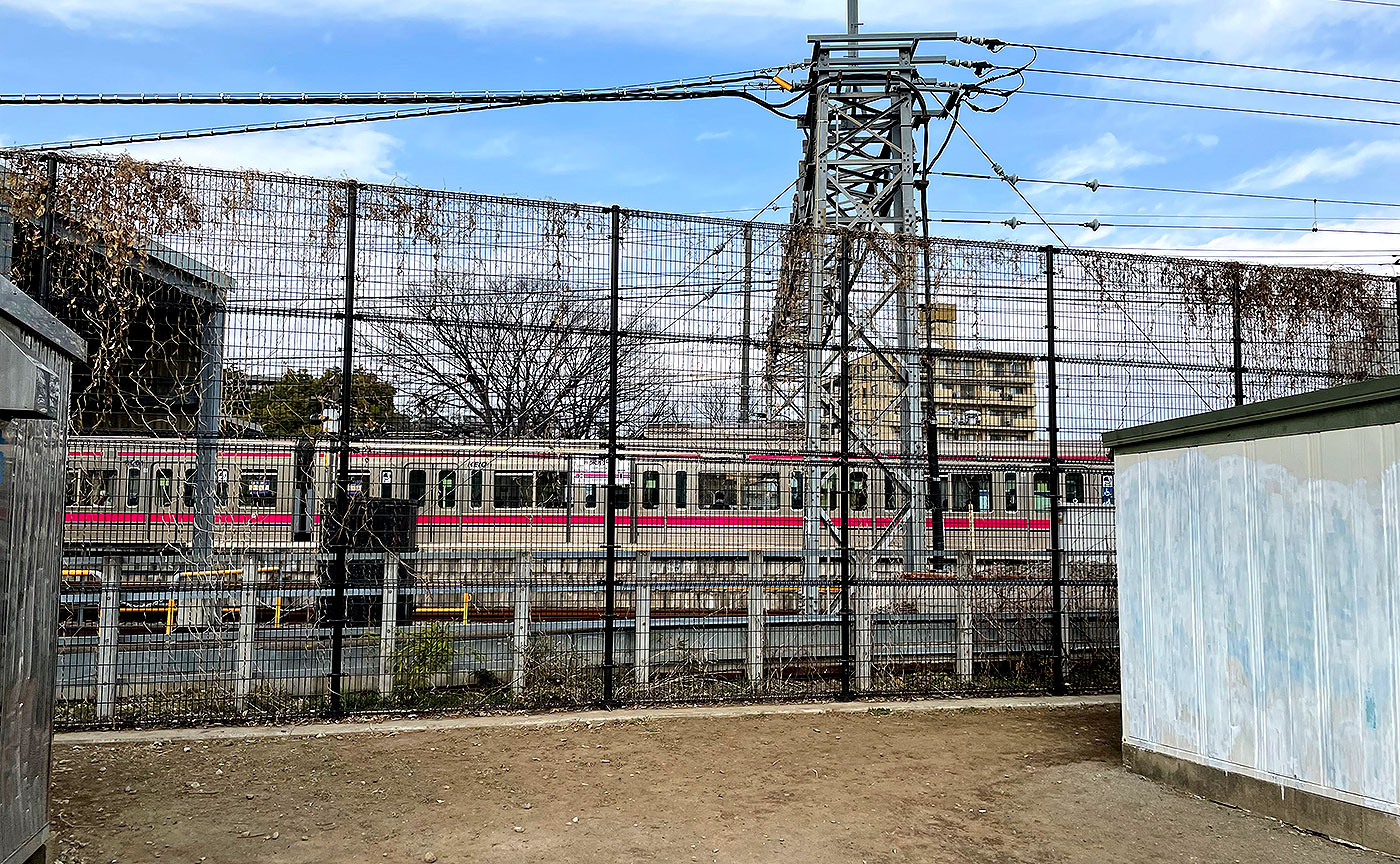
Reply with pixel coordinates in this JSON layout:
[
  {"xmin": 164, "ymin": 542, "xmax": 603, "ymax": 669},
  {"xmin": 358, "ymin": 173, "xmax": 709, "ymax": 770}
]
[{"xmin": 374, "ymin": 274, "xmax": 672, "ymax": 439}]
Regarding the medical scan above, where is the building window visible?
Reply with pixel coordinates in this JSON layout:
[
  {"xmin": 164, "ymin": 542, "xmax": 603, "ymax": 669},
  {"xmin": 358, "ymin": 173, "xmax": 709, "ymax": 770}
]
[
  {"xmin": 1004, "ymin": 472, "xmax": 1018, "ymax": 512},
  {"xmin": 955, "ymin": 384, "xmax": 976, "ymax": 400},
  {"xmin": 958, "ymin": 360, "xmax": 975, "ymax": 376}
]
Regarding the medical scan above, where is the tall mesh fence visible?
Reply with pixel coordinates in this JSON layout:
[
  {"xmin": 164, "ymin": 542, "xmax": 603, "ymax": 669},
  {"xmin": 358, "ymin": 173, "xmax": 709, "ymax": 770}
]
[{"xmin": 2, "ymin": 152, "xmax": 1393, "ymax": 726}]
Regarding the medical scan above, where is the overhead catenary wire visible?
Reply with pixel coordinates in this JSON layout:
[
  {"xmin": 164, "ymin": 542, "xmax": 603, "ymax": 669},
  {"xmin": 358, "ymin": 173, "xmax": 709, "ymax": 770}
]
[
  {"xmin": 1003, "ymin": 87, "xmax": 1400, "ymax": 128},
  {"xmin": 937, "ymin": 170, "xmax": 1400, "ymax": 211},
  {"xmin": 980, "ymin": 39, "xmax": 1400, "ymax": 87},
  {"xmin": 1025, "ymin": 67, "xmax": 1400, "ymax": 111},
  {"xmin": 950, "ymin": 117, "xmax": 1214, "ymax": 407}
]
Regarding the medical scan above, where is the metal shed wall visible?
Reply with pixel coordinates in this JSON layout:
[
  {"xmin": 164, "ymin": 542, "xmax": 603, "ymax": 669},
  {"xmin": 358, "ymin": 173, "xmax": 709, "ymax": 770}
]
[
  {"xmin": 0, "ymin": 277, "xmax": 80, "ymax": 864},
  {"xmin": 1116, "ymin": 420, "xmax": 1400, "ymax": 843}
]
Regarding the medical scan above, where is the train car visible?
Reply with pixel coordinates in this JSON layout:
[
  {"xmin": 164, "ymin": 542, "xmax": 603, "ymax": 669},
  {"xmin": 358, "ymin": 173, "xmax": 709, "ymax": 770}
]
[{"xmin": 62, "ymin": 431, "xmax": 1113, "ymax": 561}]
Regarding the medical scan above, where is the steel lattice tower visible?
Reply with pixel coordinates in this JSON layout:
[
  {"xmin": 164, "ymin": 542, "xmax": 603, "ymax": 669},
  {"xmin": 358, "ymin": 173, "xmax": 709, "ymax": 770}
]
[{"xmin": 768, "ymin": 29, "xmax": 959, "ymax": 579}]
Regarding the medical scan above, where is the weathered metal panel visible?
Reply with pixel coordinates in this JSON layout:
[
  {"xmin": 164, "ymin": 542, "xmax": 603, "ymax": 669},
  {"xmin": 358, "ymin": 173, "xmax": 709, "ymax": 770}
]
[
  {"xmin": 0, "ymin": 309, "xmax": 75, "ymax": 864},
  {"xmin": 1117, "ymin": 420, "xmax": 1400, "ymax": 817}
]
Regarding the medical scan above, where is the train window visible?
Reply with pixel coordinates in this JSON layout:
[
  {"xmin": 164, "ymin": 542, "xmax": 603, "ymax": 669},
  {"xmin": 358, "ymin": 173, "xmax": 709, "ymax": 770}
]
[
  {"xmin": 379, "ymin": 469, "xmax": 393, "ymax": 499},
  {"xmin": 495, "ymin": 472, "xmax": 534, "ymax": 509},
  {"xmin": 438, "ymin": 470, "xmax": 458, "ymax": 509},
  {"xmin": 952, "ymin": 474, "xmax": 991, "ymax": 512},
  {"xmin": 126, "ymin": 467, "xmax": 142, "ymax": 508},
  {"xmin": 641, "ymin": 471, "xmax": 661, "ymax": 510},
  {"xmin": 884, "ymin": 475, "xmax": 900, "ymax": 512},
  {"xmin": 1065, "ymin": 472, "xmax": 1085, "ymax": 504},
  {"xmin": 407, "ymin": 469, "xmax": 427, "ymax": 506},
  {"xmin": 610, "ymin": 485, "xmax": 631, "ymax": 510},
  {"xmin": 470, "ymin": 470, "xmax": 484, "ymax": 509},
  {"xmin": 584, "ymin": 485, "xmax": 598, "ymax": 509},
  {"xmin": 850, "ymin": 471, "xmax": 868, "ymax": 511},
  {"xmin": 741, "ymin": 473, "xmax": 780, "ymax": 510},
  {"xmin": 65, "ymin": 470, "xmax": 80, "ymax": 507},
  {"xmin": 239, "ymin": 469, "xmax": 278, "ymax": 509},
  {"xmin": 699, "ymin": 473, "xmax": 739, "ymax": 510},
  {"xmin": 1004, "ymin": 472, "xmax": 1018, "ymax": 512},
  {"xmin": 536, "ymin": 471, "xmax": 568, "ymax": 508},
  {"xmin": 1033, "ymin": 473, "xmax": 1051, "ymax": 511},
  {"xmin": 347, "ymin": 471, "xmax": 371, "ymax": 497},
  {"xmin": 1101, "ymin": 474, "xmax": 1115, "ymax": 505},
  {"xmin": 790, "ymin": 473, "xmax": 804, "ymax": 510},
  {"xmin": 74, "ymin": 468, "xmax": 118, "ymax": 507},
  {"xmin": 674, "ymin": 471, "xmax": 688, "ymax": 509},
  {"xmin": 183, "ymin": 468, "xmax": 196, "ymax": 509},
  {"xmin": 155, "ymin": 468, "xmax": 175, "ymax": 507}
]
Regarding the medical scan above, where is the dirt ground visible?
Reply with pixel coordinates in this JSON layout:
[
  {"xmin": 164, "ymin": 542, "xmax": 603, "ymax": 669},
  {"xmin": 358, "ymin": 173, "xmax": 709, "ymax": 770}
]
[{"xmin": 50, "ymin": 705, "xmax": 1387, "ymax": 864}]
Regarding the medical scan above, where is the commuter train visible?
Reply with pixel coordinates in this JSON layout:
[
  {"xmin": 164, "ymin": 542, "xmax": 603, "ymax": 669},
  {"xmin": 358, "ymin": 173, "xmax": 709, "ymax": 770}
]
[{"xmin": 62, "ymin": 430, "xmax": 1113, "ymax": 559}]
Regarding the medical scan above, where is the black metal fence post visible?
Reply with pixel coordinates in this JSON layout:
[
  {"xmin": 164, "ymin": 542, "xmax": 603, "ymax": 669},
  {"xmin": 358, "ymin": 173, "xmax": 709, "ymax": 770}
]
[
  {"xmin": 328, "ymin": 179, "xmax": 358, "ymax": 718},
  {"xmin": 36, "ymin": 154, "xmax": 58, "ymax": 310},
  {"xmin": 1232, "ymin": 267, "xmax": 1245, "ymax": 406},
  {"xmin": 602, "ymin": 204, "xmax": 621, "ymax": 707},
  {"xmin": 1044, "ymin": 246, "xmax": 1065, "ymax": 696},
  {"xmin": 838, "ymin": 234, "xmax": 853, "ymax": 701}
]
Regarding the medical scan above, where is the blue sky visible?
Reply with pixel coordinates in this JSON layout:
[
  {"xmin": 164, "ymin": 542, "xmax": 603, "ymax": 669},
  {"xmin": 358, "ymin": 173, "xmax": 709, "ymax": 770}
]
[{"xmin": 3, "ymin": 0, "xmax": 1400, "ymax": 269}]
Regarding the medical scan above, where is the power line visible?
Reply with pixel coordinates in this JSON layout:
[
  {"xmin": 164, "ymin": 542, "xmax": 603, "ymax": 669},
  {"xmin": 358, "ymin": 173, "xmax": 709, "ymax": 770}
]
[
  {"xmin": 1330, "ymin": 0, "xmax": 1400, "ymax": 8},
  {"xmin": 988, "ymin": 39, "xmax": 1400, "ymax": 86},
  {"xmin": 0, "ymin": 66, "xmax": 803, "ymax": 106},
  {"xmin": 1027, "ymin": 67, "xmax": 1400, "ymax": 110},
  {"xmin": 951, "ymin": 117, "xmax": 1213, "ymax": 408},
  {"xmin": 935, "ymin": 218, "xmax": 1400, "ymax": 235},
  {"xmin": 8, "ymin": 87, "xmax": 805, "ymax": 153},
  {"xmin": 937, "ymin": 171, "xmax": 1400, "ymax": 211},
  {"xmin": 1012, "ymin": 88, "xmax": 1400, "ymax": 128}
]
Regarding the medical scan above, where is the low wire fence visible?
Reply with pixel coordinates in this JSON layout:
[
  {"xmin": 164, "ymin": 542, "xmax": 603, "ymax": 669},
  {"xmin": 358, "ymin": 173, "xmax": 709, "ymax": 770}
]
[{"xmin": 1, "ymin": 152, "xmax": 1391, "ymax": 727}]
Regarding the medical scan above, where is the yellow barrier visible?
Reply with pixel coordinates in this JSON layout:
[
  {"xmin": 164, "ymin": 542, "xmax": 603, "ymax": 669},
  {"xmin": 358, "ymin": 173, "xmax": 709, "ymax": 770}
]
[
  {"xmin": 165, "ymin": 598, "xmax": 176, "ymax": 635},
  {"xmin": 418, "ymin": 594, "xmax": 471, "ymax": 624}
]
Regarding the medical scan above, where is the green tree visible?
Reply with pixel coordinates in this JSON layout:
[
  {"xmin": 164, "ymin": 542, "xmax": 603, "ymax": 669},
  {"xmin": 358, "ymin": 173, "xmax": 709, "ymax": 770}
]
[{"xmin": 245, "ymin": 368, "xmax": 402, "ymax": 438}]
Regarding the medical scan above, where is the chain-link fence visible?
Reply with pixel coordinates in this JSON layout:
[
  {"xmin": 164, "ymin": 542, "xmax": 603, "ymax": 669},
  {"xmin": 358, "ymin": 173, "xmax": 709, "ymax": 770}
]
[{"xmin": 2, "ymin": 152, "xmax": 1392, "ymax": 727}]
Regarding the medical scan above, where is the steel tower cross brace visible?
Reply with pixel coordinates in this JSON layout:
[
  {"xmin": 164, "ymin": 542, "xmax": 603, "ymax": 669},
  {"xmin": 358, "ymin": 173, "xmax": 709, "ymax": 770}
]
[{"xmin": 782, "ymin": 31, "xmax": 958, "ymax": 577}]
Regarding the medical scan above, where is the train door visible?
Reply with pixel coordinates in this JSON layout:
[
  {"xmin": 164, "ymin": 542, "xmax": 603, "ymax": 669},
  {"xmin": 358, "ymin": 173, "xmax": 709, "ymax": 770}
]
[{"xmin": 292, "ymin": 442, "xmax": 315, "ymax": 543}]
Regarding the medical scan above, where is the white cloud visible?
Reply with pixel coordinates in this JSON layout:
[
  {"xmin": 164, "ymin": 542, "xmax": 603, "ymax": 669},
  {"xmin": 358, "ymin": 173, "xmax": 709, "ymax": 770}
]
[
  {"xmin": 1039, "ymin": 132, "xmax": 1164, "ymax": 181},
  {"xmin": 463, "ymin": 134, "xmax": 516, "ymax": 159},
  {"xmin": 1232, "ymin": 141, "xmax": 1400, "ymax": 192},
  {"xmin": 99, "ymin": 126, "xmax": 402, "ymax": 181},
  {"xmin": 696, "ymin": 130, "xmax": 732, "ymax": 142}
]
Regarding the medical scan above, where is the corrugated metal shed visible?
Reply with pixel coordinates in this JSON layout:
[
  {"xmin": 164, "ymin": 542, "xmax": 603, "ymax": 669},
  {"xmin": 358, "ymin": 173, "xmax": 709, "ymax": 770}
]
[
  {"xmin": 0, "ymin": 273, "xmax": 83, "ymax": 864},
  {"xmin": 1106, "ymin": 375, "xmax": 1400, "ymax": 854}
]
